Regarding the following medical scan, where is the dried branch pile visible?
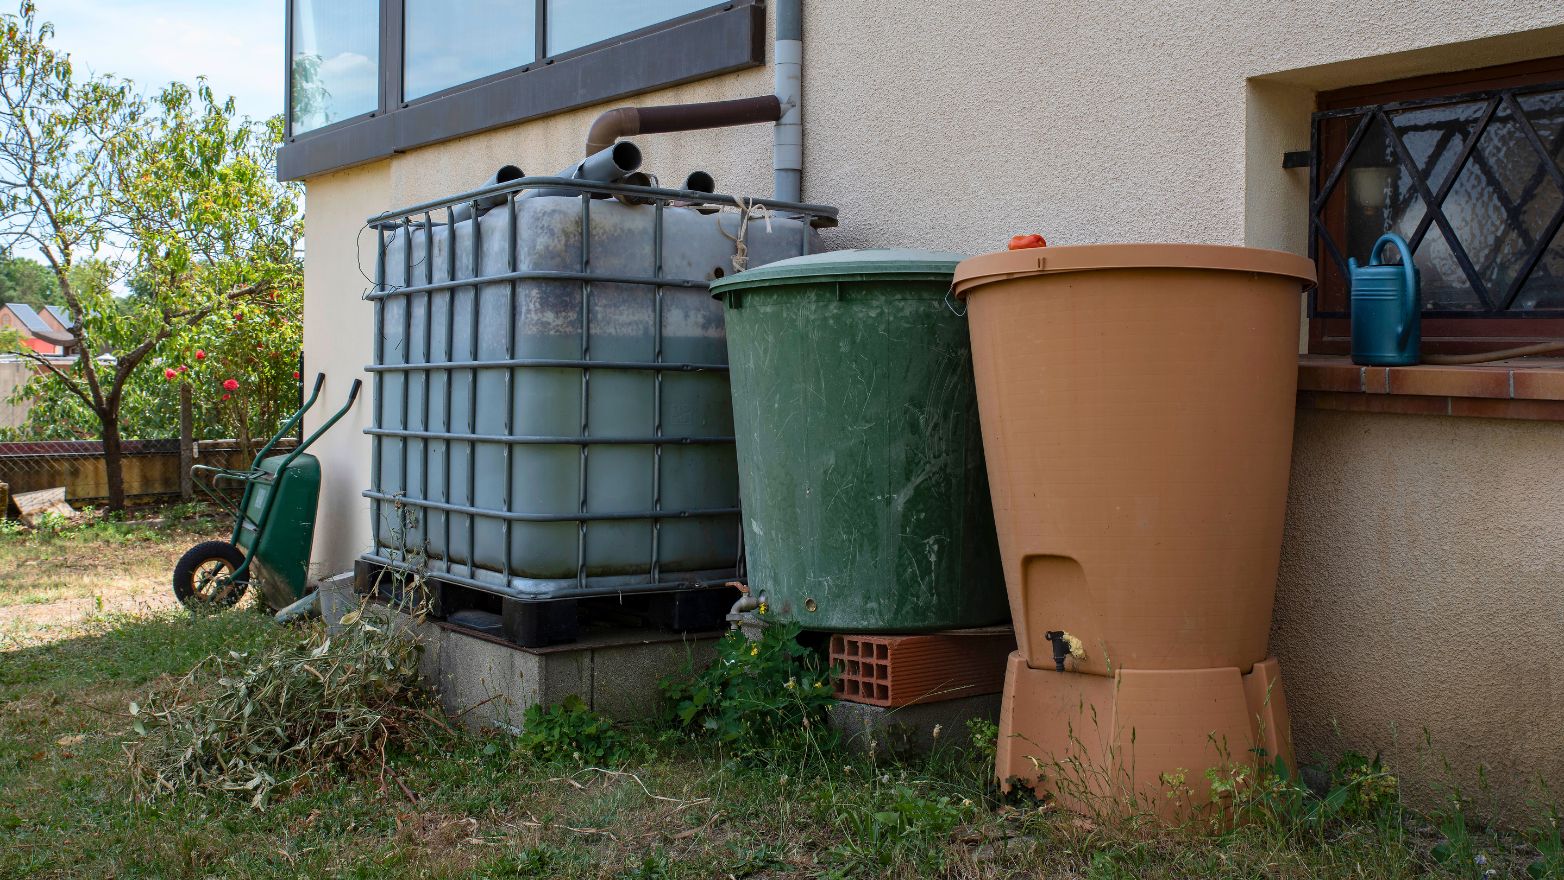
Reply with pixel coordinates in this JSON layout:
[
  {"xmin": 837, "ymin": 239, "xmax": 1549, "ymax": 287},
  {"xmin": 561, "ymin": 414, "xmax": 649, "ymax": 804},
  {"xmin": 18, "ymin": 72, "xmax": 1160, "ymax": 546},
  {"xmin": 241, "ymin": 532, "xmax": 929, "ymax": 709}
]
[{"xmin": 128, "ymin": 604, "xmax": 441, "ymax": 808}]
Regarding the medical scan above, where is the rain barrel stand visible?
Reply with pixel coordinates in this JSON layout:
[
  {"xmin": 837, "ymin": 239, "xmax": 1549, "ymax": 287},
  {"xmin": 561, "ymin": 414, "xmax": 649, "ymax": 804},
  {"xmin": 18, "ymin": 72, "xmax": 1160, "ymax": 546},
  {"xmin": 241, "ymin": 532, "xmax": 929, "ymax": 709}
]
[{"xmin": 994, "ymin": 653, "xmax": 1293, "ymax": 818}]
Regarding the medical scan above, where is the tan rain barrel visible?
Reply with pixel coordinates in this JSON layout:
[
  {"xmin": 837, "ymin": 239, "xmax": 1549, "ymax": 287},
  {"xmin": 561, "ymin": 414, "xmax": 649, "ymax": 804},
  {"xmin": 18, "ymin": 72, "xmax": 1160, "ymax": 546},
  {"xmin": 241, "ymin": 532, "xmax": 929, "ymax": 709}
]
[{"xmin": 952, "ymin": 244, "xmax": 1317, "ymax": 677}]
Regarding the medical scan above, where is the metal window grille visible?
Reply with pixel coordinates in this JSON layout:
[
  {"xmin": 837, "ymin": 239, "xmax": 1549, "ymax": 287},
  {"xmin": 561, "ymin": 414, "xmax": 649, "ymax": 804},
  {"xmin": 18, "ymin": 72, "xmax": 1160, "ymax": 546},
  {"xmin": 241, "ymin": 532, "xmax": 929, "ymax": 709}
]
[
  {"xmin": 360, "ymin": 175, "xmax": 836, "ymax": 602},
  {"xmin": 1310, "ymin": 80, "xmax": 1564, "ymax": 319}
]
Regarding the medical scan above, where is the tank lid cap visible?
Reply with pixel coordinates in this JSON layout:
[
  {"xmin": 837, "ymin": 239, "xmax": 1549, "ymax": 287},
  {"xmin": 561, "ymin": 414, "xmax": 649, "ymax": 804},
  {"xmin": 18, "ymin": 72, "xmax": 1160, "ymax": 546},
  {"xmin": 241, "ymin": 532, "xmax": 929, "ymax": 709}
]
[
  {"xmin": 951, "ymin": 243, "xmax": 1317, "ymax": 299},
  {"xmin": 710, "ymin": 248, "xmax": 967, "ymax": 295}
]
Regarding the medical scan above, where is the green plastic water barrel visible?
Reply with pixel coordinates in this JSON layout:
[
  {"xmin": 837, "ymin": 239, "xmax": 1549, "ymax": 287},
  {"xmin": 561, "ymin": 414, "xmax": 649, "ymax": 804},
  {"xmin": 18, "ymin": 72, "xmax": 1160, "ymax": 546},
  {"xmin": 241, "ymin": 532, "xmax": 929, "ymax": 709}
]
[{"xmin": 711, "ymin": 249, "xmax": 1006, "ymax": 632}]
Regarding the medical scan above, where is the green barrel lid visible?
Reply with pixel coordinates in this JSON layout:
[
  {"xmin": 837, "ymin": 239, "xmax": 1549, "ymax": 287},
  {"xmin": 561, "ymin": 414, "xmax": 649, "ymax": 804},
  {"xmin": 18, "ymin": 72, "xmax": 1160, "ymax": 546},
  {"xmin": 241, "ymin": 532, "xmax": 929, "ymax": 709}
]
[{"xmin": 710, "ymin": 248, "xmax": 967, "ymax": 295}]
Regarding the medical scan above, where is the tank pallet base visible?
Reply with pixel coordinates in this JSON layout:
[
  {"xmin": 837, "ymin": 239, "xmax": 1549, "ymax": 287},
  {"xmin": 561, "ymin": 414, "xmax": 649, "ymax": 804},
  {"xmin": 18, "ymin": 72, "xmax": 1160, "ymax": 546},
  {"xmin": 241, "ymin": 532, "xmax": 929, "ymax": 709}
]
[
  {"xmin": 352, "ymin": 558, "xmax": 737, "ymax": 648},
  {"xmin": 996, "ymin": 652, "xmax": 1293, "ymax": 822},
  {"xmin": 829, "ymin": 628, "xmax": 1014, "ymax": 708}
]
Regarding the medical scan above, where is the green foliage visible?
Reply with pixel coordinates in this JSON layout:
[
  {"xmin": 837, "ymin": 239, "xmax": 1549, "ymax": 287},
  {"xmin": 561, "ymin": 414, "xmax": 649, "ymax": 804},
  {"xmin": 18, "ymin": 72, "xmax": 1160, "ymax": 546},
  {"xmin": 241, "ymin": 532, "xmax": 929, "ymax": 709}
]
[
  {"xmin": 1529, "ymin": 803, "xmax": 1564, "ymax": 879},
  {"xmin": 1213, "ymin": 752, "xmax": 1403, "ymax": 840},
  {"xmin": 28, "ymin": 510, "xmax": 68, "ymax": 536},
  {"xmin": 968, "ymin": 716, "xmax": 999, "ymax": 769},
  {"xmin": 0, "ymin": 254, "xmax": 63, "ymax": 309},
  {"xmin": 1331, "ymin": 751, "xmax": 1400, "ymax": 823},
  {"xmin": 0, "ymin": 2, "xmax": 301, "ymax": 502},
  {"xmin": 826, "ymin": 778, "xmax": 975, "ymax": 874},
  {"xmin": 660, "ymin": 622, "xmax": 835, "ymax": 748},
  {"xmin": 515, "ymin": 696, "xmax": 626, "ymax": 767}
]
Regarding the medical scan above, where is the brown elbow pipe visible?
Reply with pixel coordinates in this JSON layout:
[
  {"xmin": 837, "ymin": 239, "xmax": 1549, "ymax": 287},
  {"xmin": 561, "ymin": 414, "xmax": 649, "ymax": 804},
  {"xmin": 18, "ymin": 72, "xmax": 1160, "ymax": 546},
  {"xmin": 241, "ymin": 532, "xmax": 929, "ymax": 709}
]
[{"xmin": 584, "ymin": 95, "xmax": 783, "ymax": 155}]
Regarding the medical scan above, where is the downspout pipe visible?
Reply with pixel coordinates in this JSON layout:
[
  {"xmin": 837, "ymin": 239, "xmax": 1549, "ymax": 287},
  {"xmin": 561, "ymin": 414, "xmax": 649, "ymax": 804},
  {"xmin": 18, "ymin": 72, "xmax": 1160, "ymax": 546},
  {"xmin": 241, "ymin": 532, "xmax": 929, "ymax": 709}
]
[
  {"xmin": 579, "ymin": 1, "xmax": 804, "ymax": 201},
  {"xmin": 773, "ymin": 0, "xmax": 803, "ymax": 202},
  {"xmin": 583, "ymin": 95, "xmax": 783, "ymax": 155}
]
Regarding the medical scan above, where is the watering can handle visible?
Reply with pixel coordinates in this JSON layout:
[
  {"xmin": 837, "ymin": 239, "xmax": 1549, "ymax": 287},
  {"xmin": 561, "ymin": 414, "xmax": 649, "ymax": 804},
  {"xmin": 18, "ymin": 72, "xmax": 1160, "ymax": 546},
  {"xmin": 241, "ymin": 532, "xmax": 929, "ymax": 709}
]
[{"xmin": 1370, "ymin": 233, "xmax": 1418, "ymax": 346}]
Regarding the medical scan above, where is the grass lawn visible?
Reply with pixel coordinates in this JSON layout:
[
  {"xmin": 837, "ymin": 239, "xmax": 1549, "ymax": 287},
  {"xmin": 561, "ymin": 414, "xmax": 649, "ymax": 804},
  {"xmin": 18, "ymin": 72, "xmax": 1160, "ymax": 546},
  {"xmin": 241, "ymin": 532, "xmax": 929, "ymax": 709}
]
[{"xmin": 1, "ymin": 507, "xmax": 1559, "ymax": 879}]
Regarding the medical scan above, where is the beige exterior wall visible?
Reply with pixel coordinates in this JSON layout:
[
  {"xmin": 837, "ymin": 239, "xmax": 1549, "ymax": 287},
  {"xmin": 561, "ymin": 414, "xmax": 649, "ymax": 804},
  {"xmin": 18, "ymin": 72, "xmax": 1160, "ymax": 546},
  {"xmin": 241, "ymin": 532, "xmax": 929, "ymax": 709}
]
[
  {"xmin": 299, "ymin": 0, "xmax": 1564, "ymax": 813},
  {"xmin": 0, "ymin": 359, "xmax": 36, "ymax": 430},
  {"xmin": 301, "ymin": 160, "xmax": 389, "ymax": 578},
  {"xmin": 1278, "ymin": 410, "xmax": 1564, "ymax": 818}
]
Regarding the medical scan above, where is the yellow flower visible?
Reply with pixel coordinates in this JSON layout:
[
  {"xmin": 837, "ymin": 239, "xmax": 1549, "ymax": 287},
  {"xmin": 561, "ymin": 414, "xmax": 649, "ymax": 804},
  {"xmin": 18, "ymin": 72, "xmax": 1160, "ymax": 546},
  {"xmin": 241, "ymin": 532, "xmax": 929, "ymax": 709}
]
[
  {"xmin": 750, "ymin": 645, "xmax": 759, "ymax": 657},
  {"xmin": 757, "ymin": 601, "xmax": 768, "ymax": 615},
  {"xmin": 785, "ymin": 677, "xmax": 797, "ymax": 690}
]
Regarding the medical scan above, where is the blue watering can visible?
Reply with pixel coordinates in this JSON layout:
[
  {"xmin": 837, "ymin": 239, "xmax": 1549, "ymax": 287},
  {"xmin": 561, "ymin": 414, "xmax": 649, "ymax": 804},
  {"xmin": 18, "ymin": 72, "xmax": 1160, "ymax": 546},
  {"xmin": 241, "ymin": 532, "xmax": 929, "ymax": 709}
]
[{"xmin": 1348, "ymin": 233, "xmax": 1420, "ymax": 366}]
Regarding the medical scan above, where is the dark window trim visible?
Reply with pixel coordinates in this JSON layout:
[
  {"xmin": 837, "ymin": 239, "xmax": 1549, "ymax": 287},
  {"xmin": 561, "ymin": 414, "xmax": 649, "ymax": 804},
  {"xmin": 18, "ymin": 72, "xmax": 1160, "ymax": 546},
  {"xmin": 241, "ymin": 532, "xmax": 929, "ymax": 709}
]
[
  {"xmin": 279, "ymin": 0, "xmax": 765, "ymax": 181},
  {"xmin": 284, "ymin": 0, "xmax": 387, "ymax": 143},
  {"xmin": 1308, "ymin": 56, "xmax": 1564, "ymax": 355}
]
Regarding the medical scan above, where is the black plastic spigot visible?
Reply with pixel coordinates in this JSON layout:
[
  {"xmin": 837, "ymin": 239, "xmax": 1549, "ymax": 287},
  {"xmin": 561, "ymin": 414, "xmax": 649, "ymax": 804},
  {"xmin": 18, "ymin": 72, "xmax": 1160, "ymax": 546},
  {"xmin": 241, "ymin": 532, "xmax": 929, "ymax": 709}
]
[{"xmin": 1044, "ymin": 631, "xmax": 1069, "ymax": 672}]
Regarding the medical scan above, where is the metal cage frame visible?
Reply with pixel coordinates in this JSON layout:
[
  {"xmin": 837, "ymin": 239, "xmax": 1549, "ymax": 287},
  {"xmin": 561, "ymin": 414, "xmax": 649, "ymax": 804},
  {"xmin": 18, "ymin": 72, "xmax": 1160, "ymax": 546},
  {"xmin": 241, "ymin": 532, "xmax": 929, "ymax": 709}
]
[{"xmin": 360, "ymin": 174, "xmax": 837, "ymax": 602}]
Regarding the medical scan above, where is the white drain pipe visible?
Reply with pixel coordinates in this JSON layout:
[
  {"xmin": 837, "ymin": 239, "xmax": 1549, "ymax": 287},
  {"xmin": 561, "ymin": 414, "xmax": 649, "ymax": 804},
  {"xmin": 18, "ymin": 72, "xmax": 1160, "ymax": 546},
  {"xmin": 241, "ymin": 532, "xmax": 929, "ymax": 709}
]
[{"xmin": 773, "ymin": 0, "xmax": 803, "ymax": 202}]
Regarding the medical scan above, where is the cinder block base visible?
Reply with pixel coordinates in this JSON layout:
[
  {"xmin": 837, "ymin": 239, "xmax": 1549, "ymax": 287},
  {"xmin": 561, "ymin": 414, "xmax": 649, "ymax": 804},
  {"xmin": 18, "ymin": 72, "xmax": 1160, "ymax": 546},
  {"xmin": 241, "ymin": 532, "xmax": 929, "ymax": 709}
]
[
  {"xmin": 997, "ymin": 651, "xmax": 1293, "ymax": 821},
  {"xmin": 315, "ymin": 571, "xmax": 721, "ymax": 731},
  {"xmin": 828, "ymin": 692, "xmax": 1002, "ymax": 756}
]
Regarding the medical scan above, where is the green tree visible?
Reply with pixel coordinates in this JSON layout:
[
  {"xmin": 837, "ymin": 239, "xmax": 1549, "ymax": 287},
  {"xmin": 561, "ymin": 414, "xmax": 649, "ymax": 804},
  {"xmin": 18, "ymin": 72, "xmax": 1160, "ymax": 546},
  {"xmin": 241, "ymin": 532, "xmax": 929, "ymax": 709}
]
[
  {"xmin": 0, "ymin": 253, "xmax": 61, "ymax": 309},
  {"xmin": 0, "ymin": 1, "xmax": 301, "ymax": 510}
]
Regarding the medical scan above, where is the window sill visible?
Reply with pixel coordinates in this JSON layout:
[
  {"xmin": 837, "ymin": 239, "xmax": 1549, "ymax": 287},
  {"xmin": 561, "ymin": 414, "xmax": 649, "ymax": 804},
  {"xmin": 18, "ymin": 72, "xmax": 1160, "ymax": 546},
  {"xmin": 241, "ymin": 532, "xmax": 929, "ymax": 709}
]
[{"xmin": 1297, "ymin": 355, "xmax": 1564, "ymax": 422}]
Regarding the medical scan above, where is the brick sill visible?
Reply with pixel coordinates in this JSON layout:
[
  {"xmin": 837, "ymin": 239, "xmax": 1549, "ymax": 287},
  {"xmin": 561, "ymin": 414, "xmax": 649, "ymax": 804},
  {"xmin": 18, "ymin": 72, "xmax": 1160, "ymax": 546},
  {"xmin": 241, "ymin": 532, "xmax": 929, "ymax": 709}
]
[{"xmin": 1298, "ymin": 355, "xmax": 1564, "ymax": 422}]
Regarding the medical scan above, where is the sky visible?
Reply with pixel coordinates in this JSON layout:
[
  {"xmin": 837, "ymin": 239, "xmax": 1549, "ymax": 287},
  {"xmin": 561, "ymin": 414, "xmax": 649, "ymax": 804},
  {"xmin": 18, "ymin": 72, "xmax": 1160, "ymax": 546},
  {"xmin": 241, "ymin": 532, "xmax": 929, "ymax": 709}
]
[{"xmin": 37, "ymin": 0, "xmax": 285, "ymax": 122}]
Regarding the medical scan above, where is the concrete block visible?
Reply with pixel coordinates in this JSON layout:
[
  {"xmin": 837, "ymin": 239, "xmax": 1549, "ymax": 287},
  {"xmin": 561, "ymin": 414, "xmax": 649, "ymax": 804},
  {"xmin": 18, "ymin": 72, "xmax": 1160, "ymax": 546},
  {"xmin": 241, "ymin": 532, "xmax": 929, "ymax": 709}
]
[
  {"xmin": 437, "ymin": 629, "xmax": 521, "ymax": 730},
  {"xmin": 828, "ymin": 692, "xmax": 1002, "ymax": 756},
  {"xmin": 339, "ymin": 596, "xmax": 725, "ymax": 732},
  {"xmin": 591, "ymin": 636, "xmax": 717, "ymax": 719}
]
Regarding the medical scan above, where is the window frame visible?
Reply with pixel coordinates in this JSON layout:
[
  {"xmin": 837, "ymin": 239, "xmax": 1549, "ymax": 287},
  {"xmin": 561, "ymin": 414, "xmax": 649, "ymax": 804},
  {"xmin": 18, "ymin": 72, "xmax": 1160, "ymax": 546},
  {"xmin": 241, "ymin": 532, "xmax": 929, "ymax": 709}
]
[
  {"xmin": 278, "ymin": 0, "xmax": 765, "ymax": 182},
  {"xmin": 1308, "ymin": 56, "xmax": 1564, "ymax": 355}
]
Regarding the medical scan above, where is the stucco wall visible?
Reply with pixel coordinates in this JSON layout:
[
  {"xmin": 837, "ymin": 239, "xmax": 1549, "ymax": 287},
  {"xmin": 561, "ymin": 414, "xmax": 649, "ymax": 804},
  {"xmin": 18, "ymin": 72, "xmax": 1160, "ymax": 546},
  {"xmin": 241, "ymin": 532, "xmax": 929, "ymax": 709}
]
[
  {"xmin": 1278, "ymin": 410, "xmax": 1564, "ymax": 819},
  {"xmin": 301, "ymin": 160, "xmax": 389, "ymax": 578},
  {"xmin": 0, "ymin": 359, "xmax": 36, "ymax": 430},
  {"xmin": 299, "ymin": 0, "xmax": 1564, "ymax": 813}
]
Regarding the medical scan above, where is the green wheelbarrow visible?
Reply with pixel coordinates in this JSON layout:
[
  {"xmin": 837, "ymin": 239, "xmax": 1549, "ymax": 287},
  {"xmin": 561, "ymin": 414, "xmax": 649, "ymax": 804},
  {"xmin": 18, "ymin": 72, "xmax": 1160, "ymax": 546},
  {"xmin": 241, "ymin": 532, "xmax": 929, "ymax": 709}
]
[{"xmin": 173, "ymin": 373, "xmax": 361, "ymax": 611}]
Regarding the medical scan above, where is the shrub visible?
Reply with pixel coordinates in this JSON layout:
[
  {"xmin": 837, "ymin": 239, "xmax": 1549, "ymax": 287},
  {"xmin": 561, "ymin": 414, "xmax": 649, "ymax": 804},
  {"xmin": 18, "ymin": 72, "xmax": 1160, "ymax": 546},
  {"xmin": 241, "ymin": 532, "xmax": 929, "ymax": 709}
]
[
  {"xmin": 516, "ymin": 695, "xmax": 626, "ymax": 766},
  {"xmin": 660, "ymin": 622, "xmax": 834, "ymax": 747}
]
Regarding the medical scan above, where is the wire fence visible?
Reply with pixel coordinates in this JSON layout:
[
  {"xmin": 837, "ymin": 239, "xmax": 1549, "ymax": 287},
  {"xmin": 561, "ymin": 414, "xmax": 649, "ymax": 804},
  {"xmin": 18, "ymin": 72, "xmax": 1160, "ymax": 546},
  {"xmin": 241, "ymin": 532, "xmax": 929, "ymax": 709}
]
[{"xmin": 0, "ymin": 437, "xmax": 295, "ymax": 508}]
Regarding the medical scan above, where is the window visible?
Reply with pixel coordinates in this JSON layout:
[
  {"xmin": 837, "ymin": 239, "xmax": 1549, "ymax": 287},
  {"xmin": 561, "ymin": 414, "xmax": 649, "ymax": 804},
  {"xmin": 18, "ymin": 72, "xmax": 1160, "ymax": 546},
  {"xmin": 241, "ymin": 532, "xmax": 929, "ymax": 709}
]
[
  {"xmin": 1309, "ymin": 58, "xmax": 1564, "ymax": 354},
  {"xmin": 403, "ymin": 0, "xmax": 534, "ymax": 101},
  {"xmin": 290, "ymin": 0, "xmax": 380, "ymax": 135},
  {"xmin": 546, "ymin": 0, "xmax": 714, "ymax": 56},
  {"xmin": 279, "ymin": 0, "xmax": 765, "ymax": 181}
]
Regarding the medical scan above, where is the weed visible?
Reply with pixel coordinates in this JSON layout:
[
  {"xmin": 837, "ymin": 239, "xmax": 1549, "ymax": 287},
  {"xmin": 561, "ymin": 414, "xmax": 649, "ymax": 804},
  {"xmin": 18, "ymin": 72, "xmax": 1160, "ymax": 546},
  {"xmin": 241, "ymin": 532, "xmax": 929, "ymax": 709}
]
[
  {"xmin": 968, "ymin": 716, "xmax": 999, "ymax": 768},
  {"xmin": 1529, "ymin": 802, "xmax": 1564, "ymax": 879},
  {"xmin": 0, "ymin": 517, "xmax": 23, "ymax": 536},
  {"xmin": 516, "ymin": 696, "xmax": 627, "ymax": 767},
  {"xmin": 30, "ymin": 509, "xmax": 70, "ymax": 537},
  {"xmin": 1331, "ymin": 750, "xmax": 1401, "ymax": 824},
  {"xmin": 660, "ymin": 621, "xmax": 834, "ymax": 749},
  {"xmin": 825, "ymin": 777, "xmax": 975, "ymax": 874}
]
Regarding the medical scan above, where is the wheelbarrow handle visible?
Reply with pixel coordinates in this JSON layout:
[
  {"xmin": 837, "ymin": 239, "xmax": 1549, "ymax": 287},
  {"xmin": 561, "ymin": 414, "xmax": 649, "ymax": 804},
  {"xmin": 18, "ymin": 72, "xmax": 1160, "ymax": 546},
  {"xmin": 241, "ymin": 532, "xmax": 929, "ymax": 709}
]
[
  {"xmin": 248, "ymin": 372, "xmax": 328, "ymax": 469},
  {"xmin": 278, "ymin": 376, "xmax": 363, "ymax": 471}
]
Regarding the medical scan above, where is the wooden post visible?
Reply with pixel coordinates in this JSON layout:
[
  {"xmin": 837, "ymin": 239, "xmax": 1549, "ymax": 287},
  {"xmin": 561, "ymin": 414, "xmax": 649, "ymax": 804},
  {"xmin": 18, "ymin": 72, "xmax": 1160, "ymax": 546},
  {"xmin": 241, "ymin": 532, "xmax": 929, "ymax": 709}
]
[{"xmin": 179, "ymin": 382, "xmax": 194, "ymax": 500}]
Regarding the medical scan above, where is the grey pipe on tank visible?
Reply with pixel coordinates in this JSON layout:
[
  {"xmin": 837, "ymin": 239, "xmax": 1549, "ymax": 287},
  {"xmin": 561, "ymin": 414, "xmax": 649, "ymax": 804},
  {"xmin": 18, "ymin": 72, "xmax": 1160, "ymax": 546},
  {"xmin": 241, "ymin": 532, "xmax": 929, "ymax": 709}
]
[
  {"xmin": 572, "ymin": 141, "xmax": 642, "ymax": 182},
  {"xmin": 451, "ymin": 164, "xmax": 525, "ymax": 221},
  {"xmin": 683, "ymin": 171, "xmax": 715, "ymax": 194},
  {"xmin": 524, "ymin": 141, "xmax": 644, "ymax": 199}
]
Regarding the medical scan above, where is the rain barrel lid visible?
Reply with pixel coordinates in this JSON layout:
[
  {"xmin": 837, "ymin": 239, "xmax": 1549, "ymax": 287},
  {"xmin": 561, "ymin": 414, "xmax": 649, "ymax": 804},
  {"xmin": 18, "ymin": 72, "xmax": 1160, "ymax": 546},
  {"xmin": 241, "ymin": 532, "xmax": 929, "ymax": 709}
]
[
  {"xmin": 952, "ymin": 243, "xmax": 1317, "ymax": 299},
  {"xmin": 710, "ymin": 248, "xmax": 967, "ymax": 295}
]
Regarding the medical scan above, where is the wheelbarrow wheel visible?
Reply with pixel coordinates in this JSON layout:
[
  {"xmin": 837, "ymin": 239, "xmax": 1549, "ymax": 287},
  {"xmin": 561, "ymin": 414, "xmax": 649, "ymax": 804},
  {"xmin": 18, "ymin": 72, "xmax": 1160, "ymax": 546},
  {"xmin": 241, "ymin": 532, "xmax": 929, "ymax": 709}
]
[{"xmin": 173, "ymin": 541, "xmax": 249, "ymax": 608}]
